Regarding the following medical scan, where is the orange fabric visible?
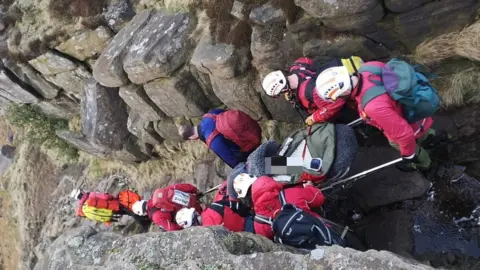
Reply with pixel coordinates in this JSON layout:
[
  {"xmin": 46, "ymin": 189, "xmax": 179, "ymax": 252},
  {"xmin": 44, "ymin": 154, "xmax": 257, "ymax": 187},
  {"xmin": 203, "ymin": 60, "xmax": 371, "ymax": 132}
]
[
  {"xmin": 85, "ymin": 197, "xmax": 120, "ymax": 212},
  {"xmin": 118, "ymin": 190, "xmax": 141, "ymax": 211}
]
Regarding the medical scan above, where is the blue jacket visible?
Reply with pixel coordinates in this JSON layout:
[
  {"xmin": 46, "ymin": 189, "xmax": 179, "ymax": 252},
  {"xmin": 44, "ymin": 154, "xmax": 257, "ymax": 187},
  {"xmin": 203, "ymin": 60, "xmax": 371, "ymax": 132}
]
[{"xmin": 198, "ymin": 109, "xmax": 249, "ymax": 168}]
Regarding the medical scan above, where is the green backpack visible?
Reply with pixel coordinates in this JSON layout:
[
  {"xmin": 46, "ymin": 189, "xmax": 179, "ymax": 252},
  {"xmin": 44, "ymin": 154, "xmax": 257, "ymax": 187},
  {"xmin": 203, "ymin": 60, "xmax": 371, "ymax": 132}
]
[{"xmin": 277, "ymin": 123, "xmax": 336, "ymax": 184}]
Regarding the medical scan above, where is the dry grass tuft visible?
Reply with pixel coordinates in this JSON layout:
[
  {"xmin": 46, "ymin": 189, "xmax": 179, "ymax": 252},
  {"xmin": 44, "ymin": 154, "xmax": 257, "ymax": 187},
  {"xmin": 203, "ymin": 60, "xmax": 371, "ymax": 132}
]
[
  {"xmin": 68, "ymin": 115, "xmax": 83, "ymax": 133},
  {"xmin": 189, "ymin": 10, "xmax": 210, "ymax": 44},
  {"xmin": 414, "ymin": 32, "xmax": 460, "ymax": 67},
  {"xmin": 454, "ymin": 21, "xmax": 480, "ymax": 62},
  {"xmin": 48, "ymin": 0, "xmax": 107, "ymax": 21},
  {"xmin": 0, "ymin": 191, "xmax": 20, "ymax": 270},
  {"xmin": 434, "ymin": 66, "xmax": 480, "ymax": 107}
]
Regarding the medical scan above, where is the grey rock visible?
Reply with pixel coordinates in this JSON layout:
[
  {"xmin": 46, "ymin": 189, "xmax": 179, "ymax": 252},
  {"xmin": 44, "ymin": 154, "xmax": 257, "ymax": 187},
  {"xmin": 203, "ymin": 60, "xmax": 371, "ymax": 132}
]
[
  {"xmin": 55, "ymin": 27, "xmax": 114, "ymax": 62},
  {"xmin": 251, "ymin": 25, "xmax": 288, "ymax": 73},
  {"xmin": 230, "ymin": 0, "xmax": 247, "ymax": 21},
  {"xmin": 349, "ymin": 147, "xmax": 431, "ymax": 211},
  {"xmin": 189, "ymin": 64, "xmax": 222, "ymax": 107},
  {"xmin": 119, "ymin": 84, "xmax": 165, "ymax": 121},
  {"xmin": 143, "ymin": 67, "xmax": 210, "ymax": 117},
  {"xmin": 3, "ymin": 58, "xmax": 59, "ymax": 99},
  {"xmin": 153, "ymin": 118, "xmax": 182, "ymax": 142},
  {"xmin": 0, "ymin": 70, "xmax": 39, "ymax": 103},
  {"xmin": 210, "ymin": 70, "xmax": 271, "ymax": 120},
  {"xmin": 294, "ymin": 0, "xmax": 379, "ymax": 19},
  {"xmin": 28, "ymin": 52, "xmax": 77, "ymax": 76},
  {"xmin": 0, "ymin": 95, "xmax": 13, "ymax": 115},
  {"xmin": 375, "ymin": 0, "xmax": 478, "ymax": 50},
  {"xmin": 190, "ymin": 32, "xmax": 251, "ymax": 80},
  {"xmin": 127, "ymin": 112, "xmax": 164, "ymax": 146},
  {"xmin": 93, "ymin": 9, "xmax": 154, "ymax": 87},
  {"xmin": 44, "ymin": 66, "xmax": 92, "ymax": 99},
  {"xmin": 385, "ymin": 0, "xmax": 432, "ymax": 13},
  {"xmin": 35, "ymin": 226, "xmax": 434, "ymax": 270},
  {"xmin": 104, "ymin": 0, "xmax": 137, "ymax": 33},
  {"xmin": 321, "ymin": 3, "xmax": 384, "ymax": 32},
  {"xmin": 112, "ymin": 135, "xmax": 150, "ymax": 162},
  {"xmin": 123, "ymin": 11, "xmax": 192, "ymax": 84},
  {"xmin": 82, "ymin": 78, "xmax": 130, "ymax": 150},
  {"xmin": 249, "ymin": 3, "xmax": 286, "ymax": 25},
  {"xmin": 36, "ymin": 95, "xmax": 80, "ymax": 120},
  {"xmin": 56, "ymin": 130, "xmax": 109, "ymax": 157},
  {"xmin": 0, "ymin": 145, "xmax": 15, "ymax": 159}
]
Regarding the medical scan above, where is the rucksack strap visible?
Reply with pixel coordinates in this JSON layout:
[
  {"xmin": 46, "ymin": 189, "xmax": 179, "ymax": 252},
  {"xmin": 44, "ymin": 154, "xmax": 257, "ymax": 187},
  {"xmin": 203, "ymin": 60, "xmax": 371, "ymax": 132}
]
[
  {"xmin": 278, "ymin": 190, "xmax": 287, "ymax": 206},
  {"xmin": 208, "ymin": 202, "xmax": 225, "ymax": 217},
  {"xmin": 254, "ymin": 214, "xmax": 273, "ymax": 225},
  {"xmin": 358, "ymin": 65, "xmax": 382, "ymax": 76},
  {"xmin": 348, "ymin": 57, "xmax": 358, "ymax": 74},
  {"xmin": 204, "ymin": 113, "xmax": 220, "ymax": 148},
  {"xmin": 361, "ymin": 85, "xmax": 387, "ymax": 110},
  {"xmin": 303, "ymin": 81, "xmax": 316, "ymax": 110}
]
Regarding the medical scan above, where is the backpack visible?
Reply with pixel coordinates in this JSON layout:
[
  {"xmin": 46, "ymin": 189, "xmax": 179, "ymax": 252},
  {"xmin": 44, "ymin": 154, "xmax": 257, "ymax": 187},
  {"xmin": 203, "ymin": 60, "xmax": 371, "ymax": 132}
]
[
  {"xmin": 204, "ymin": 110, "xmax": 262, "ymax": 153},
  {"xmin": 254, "ymin": 190, "xmax": 341, "ymax": 249},
  {"xmin": 277, "ymin": 123, "xmax": 336, "ymax": 184},
  {"xmin": 82, "ymin": 204, "xmax": 115, "ymax": 223},
  {"xmin": 85, "ymin": 196, "xmax": 120, "ymax": 212},
  {"xmin": 118, "ymin": 190, "xmax": 142, "ymax": 211},
  {"xmin": 152, "ymin": 186, "xmax": 198, "ymax": 212},
  {"xmin": 359, "ymin": 59, "xmax": 440, "ymax": 123}
]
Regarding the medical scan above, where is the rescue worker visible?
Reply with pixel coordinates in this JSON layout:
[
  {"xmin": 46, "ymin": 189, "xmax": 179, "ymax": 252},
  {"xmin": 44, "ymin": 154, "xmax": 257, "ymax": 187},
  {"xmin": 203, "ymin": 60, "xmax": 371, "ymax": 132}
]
[
  {"xmin": 261, "ymin": 56, "xmax": 363, "ymax": 126},
  {"xmin": 315, "ymin": 62, "xmax": 435, "ymax": 172},
  {"xmin": 178, "ymin": 108, "xmax": 262, "ymax": 169},
  {"xmin": 131, "ymin": 183, "xmax": 203, "ymax": 231}
]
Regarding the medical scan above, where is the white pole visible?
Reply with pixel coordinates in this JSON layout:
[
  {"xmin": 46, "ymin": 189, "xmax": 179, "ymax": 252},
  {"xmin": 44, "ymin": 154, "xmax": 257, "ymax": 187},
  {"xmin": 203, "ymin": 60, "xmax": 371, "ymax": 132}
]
[{"xmin": 347, "ymin": 118, "xmax": 363, "ymax": 127}]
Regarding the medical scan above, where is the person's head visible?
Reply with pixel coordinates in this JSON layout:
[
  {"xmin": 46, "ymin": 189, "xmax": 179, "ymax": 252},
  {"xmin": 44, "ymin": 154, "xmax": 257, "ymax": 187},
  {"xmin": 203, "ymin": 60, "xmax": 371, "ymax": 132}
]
[
  {"xmin": 132, "ymin": 200, "xmax": 148, "ymax": 216},
  {"xmin": 315, "ymin": 66, "xmax": 359, "ymax": 102},
  {"xmin": 178, "ymin": 124, "xmax": 198, "ymax": 140},
  {"xmin": 175, "ymin": 207, "xmax": 201, "ymax": 228},
  {"xmin": 70, "ymin": 189, "xmax": 84, "ymax": 200},
  {"xmin": 233, "ymin": 173, "xmax": 257, "ymax": 199},
  {"xmin": 262, "ymin": 71, "xmax": 291, "ymax": 97}
]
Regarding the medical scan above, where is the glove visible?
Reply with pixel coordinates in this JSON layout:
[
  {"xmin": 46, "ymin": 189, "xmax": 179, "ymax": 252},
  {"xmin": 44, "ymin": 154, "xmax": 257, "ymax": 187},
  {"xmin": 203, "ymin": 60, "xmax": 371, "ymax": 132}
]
[
  {"xmin": 396, "ymin": 154, "xmax": 420, "ymax": 172},
  {"xmin": 305, "ymin": 115, "xmax": 315, "ymax": 126}
]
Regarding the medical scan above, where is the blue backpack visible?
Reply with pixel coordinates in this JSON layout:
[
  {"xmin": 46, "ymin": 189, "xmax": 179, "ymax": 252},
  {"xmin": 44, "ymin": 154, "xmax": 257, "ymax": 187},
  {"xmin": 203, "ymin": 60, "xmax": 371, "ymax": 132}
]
[{"xmin": 359, "ymin": 59, "xmax": 441, "ymax": 123}]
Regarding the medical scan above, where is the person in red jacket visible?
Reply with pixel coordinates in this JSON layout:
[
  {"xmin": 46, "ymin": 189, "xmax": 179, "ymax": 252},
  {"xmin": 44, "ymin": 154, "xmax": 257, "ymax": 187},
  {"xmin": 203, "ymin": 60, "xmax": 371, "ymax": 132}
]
[
  {"xmin": 315, "ymin": 62, "xmax": 434, "ymax": 172},
  {"xmin": 232, "ymin": 173, "xmax": 326, "ymax": 240},
  {"xmin": 261, "ymin": 57, "xmax": 363, "ymax": 125},
  {"xmin": 131, "ymin": 183, "xmax": 203, "ymax": 231}
]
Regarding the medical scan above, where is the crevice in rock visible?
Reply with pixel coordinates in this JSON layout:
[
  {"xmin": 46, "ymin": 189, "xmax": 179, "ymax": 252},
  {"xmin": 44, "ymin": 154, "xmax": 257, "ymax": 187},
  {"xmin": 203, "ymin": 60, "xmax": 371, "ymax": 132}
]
[
  {"xmin": 50, "ymin": 48, "xmax": 93, "ymax": 74},
  {"xmin": 1, "ymin": 65, "xmax": 44, "ymax": 100},
  {"xmin": 136, "ymin": 85, "xmax": 167, "ymax": 119}
]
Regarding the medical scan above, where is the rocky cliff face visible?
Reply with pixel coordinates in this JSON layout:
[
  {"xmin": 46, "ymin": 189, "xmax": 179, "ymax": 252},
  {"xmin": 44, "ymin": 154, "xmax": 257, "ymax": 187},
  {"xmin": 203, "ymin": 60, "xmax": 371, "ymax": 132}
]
[{"xmin": 0, "ymin": 0, "xmax": 478, "ymax": 162}]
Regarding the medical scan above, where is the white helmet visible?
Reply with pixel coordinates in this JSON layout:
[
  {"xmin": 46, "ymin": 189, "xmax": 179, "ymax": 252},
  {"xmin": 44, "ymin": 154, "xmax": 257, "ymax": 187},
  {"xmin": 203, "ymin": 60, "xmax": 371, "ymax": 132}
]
[
  {"xmin": 70, "ymin": 189, "xmax": 83, "ymax": 200},
  {"xmin": 262, "ymin": 71, "xmax": 288, "ymax": 97},
  {"xmin": 132, "ymin": 200, "xmax": 147, "ymax": 216},
  {"xmin": 175, "ymin": 208, "xmax": 197, "ymax": 228},
  {"xmin": 233, "ymin": 173, "xmax": 257, "ymax": 198},
  {"xmin": 315, "ymin": 66, "xmax": 352, "ymax": 101}
]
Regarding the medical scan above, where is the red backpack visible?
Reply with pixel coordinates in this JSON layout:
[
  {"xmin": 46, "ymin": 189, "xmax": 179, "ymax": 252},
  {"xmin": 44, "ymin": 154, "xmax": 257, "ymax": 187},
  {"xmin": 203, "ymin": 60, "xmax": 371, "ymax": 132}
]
[{"xmin": 204, "ymin": 110, "xmax": 262, "ymax": 153}]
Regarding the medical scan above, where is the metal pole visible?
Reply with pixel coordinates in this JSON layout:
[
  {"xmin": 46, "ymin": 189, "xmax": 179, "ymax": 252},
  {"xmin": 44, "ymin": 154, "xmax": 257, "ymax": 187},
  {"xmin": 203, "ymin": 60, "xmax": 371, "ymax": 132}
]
[
  {"xmin": 321, "ymin": 158, "xmax": 403, "ymax": 191},
  {"xmin": 199, "ymin": 184, "xmax": 222, "ymax": 197},
  {"xmin": 347, "ymin": 118, "xmax": 363, "ymax": 127}
]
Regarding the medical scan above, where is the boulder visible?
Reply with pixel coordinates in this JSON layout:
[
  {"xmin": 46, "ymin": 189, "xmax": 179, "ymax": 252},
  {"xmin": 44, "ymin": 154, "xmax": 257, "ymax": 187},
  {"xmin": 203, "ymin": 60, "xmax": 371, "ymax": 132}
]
[
  {"xmin": 251, "ymin": 25, "xmax": 288, "ymax": 73},
  {"xmin": 303, "ymin": 32, "xmax": 390, "ymax": 63},
  {"xmin": 119, "ymin": 84, "xmax": 165, "ymax": 121},
  {"xmin": 294, "ymin": 0, "xmax": 379, "ymax": 19},
  {"xmin": 249, "ymin": 3, "xmax": 286, "ymax": 25},
  {"xmin": 210, "ymin": 70, "xmax": 270, "ymax": 120},
  {"xmin": 36, "ymin": 96, "xmax": 80, "ymax": 120},
  {"xmin": 321, "ymin": 3, "xmax": 384, "ymax": 32},
  {"xmin": 154, "ymin": 118, "xmax": 182, "ymax": 141},
  {"xmin": 189, "ymin": 64, "xmax": 222, "ymax": 107},
  {"xmin": 112, "ymin": 134, "xmax": 150, "ymax": 162},
  {"xmin": 93, "ymin": 9, "xmax": 154, "ymax": 87},
  {"xmin": 143, "ymin": 67, "xmax": 211, "ymax": 117},
  {"xmin": 349, "ymin": 146, "xmax": 431, "ymax": 211},
  {"xmin": 190, "ymin": 32, "xmax": 251, "ymax": 80},
  {"xmin": 56, "ymin": 130, "xmax": 109, "ymax": 157},
  {"xmin": 103, "ymin": 0, "xmax": 137, "ymax": 33},
  {"xmin": 3, "ymin": 58, "xmax": 59, "ymax": 99},
  {"xmin": 123, "ymin": 11, "xmax": 192, "ymax": 84},
  {"xmin": 34, "ymin": 226, "xmax": 435, "ymax": 270},
  {"xmin": 55, "ymin": 27, "xmax": 114, "ymax": 62},
  {"xmin": 0, "ymin": 70, "xmax": 39, "ymax": 103},
  {"xmin": 28, "ymin": 52, "xmax": 77, "ymax": 76},
  {"xmin": 230, "ymin": 0, "xmax": 247, "ymax": 21},
  {"xmin": 127, "ymin": 112, "xmax": 164, "ymax": 145},
  {"xmin": 43, "ymin": 66, "xmax": 92, "ymax": 99},
  {"xmin": 82, "ymin": 78, "xmax": 130, "ymax": 150},
  {"xmin": 384, "ymin": 0, "xmax": 432, "ymax": 13},
  {"xmin": 375, "ymin": 0, "xmax": 478, "ymax": 50},
  {"xmin": 0, "ymin": 145, "xmax": 15, "ymax": 159}
]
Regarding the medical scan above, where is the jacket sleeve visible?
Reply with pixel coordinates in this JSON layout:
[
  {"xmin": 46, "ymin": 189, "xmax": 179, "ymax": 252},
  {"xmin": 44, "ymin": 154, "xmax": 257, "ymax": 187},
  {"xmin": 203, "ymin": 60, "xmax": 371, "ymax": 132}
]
[
  {"xmin": 365, "ymin": 103, "xmax": 417, "ymax": 156},
  {"xmin": 209, "ymin": 135, "xmax": 242, "ymax": 168},
  {"xmin": 311, "ymin": 97, "xmax": 346, "ymax": 123},
  {"xmin": 151, "ymin": 211, "xmax": 182, "ymax": 231},
  {"xmin": 304, "ymin": 186, "xmax": 325, "ymax": 208}
]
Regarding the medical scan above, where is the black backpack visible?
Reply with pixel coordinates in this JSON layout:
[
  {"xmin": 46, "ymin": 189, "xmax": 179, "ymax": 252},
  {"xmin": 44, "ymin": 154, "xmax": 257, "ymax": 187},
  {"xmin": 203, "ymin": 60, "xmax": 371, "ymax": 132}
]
[{"xmin": 255, "ymin": 190, "xmax": 343, "ymax": 249}]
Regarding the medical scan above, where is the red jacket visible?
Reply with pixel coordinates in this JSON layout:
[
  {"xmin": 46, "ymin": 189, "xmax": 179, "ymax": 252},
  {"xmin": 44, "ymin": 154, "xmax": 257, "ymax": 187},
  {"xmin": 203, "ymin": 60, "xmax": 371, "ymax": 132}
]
[
  {"xmin": 151, "ymin": 183, "xmax": 203, "ymax": 213},
  {"xmin": 146, "ymin": 199, "xmax": 183, "ymax": 231},
  {"xmin": 290, "ymin": 57, "xmax": 346, "ymax": 123},
  {"xmin": 213, "ymin": 181, "xmax": 228, "ymax": 202},
  {"xmin": 201, "ymin": 200, "xmax": 246, "ymax": 232},
  {"xmin": 251, "ymin": 176, "xmax": 325, "ymax": 240},
  {"xmin": 351, "ymin": 61, "xmax": 434, "ymax": 157}
]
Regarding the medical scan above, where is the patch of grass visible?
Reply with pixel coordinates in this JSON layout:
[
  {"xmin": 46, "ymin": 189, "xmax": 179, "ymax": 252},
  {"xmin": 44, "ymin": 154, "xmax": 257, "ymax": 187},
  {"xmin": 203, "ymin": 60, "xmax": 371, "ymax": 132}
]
[
  {"xmin": 226, "ymin": 20, "xmax": 251, "ymax": 49},
  {"xmin": 454, "ymin": 20, "xmax": 480, "ymax": 62},
  {"xmin": 48, "ymin": 0, "xmax": 107, "ymax": 22},
  {"xmin": 68, "ymin": 115, "xmax": 83, "ymax": 132},
  {"xmin": 434, "ymin": 66, "xmax": 480, "ymax": 108},
  {"xmin": 7, "ymin": 104, "xmax": 79, "ymax": 161},
  {"xmin": 189, "ymin": 10, "xmax": 210, "ymax": 44},
  {"xmin": 413, "ymin": 32, "xmax": 460, "ymax": 67},
  {"xmin": 0, "ymin": 191, "xmax": 20, "ymax": 270}
]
